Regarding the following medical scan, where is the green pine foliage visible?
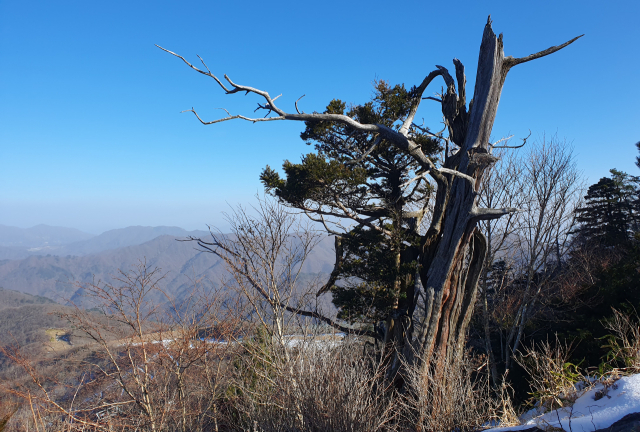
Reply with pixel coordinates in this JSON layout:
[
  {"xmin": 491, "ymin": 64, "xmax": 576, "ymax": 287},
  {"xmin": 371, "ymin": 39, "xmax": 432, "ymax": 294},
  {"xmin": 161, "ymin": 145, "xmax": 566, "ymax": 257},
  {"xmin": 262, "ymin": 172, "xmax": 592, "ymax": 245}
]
[
  {"xmin": 575, "ymin": 169, "xmax": 640, "ymax": 246},
  {"xmin": 331, "ymin": 226, "xmax": 419, "ymax": 324},
  {"xmin": 535, "ymin": 167, "xmax": 640, "ymax": 370},
  {"xmin": 260, "ymin": 81, "xmax": 440, "ymax": 326}
]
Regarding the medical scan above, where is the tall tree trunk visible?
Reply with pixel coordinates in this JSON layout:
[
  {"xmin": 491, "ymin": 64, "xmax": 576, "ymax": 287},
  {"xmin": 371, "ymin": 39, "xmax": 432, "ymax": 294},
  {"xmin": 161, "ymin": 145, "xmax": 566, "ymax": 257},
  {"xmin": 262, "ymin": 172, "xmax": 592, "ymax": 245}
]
[
  {"xmin": 414, "ymin": 20, "xmax": 507, "ymax": 365},
  {"xmin": 377, "ymin": 19, "xmax": 580, "ymax": 381}
]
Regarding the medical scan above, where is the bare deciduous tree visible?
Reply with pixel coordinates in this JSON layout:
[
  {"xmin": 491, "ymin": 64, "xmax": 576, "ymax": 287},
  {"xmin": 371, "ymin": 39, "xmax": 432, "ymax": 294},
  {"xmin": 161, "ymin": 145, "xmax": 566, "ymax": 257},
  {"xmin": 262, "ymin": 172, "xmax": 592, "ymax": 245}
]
[
  {"xmin": 477, "ymin": 149, "xmax": 526, "ymax": 385},
  {"xmin": 1, "ymin": 261, "xmax": 243, "ymax": 432},
  {"xmin": 476, "ymin": 137, "xmax": 583, "ymax": 383},
  {"xmin": 185, "ymin": 196, "xmax": 404, "ymax": 430}
]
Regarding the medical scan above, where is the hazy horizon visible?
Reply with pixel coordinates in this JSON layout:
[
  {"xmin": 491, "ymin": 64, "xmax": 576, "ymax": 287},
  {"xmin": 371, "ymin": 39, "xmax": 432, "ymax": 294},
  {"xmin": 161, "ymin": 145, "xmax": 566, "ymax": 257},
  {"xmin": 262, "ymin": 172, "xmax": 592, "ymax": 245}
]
[
  {"xmin": 2, "ymin": 1, "xmax": 639, "ymax": 234},
  {"xmin": 0, "ymin": 200, "xmax": 237, "ymax": 234},
  {"xmin": 0, "ymin": 222, "xmax": 212, "ymax": 236}
]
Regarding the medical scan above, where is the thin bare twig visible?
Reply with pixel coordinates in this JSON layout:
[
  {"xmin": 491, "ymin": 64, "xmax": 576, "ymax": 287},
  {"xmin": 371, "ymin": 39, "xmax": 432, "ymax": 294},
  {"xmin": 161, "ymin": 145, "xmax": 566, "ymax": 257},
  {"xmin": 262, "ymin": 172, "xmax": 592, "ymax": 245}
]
[{"xmin": 295, "ymin": 94, "xmax": 306, "ymax": 114}]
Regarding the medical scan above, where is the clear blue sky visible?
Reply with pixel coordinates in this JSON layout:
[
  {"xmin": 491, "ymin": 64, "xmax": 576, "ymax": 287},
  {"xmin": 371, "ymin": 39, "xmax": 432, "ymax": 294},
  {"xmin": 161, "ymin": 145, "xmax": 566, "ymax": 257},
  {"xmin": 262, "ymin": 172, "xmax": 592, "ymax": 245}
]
[{"xmin": 1, "ymin": 0, "xmax": 639, "ymax": 234}]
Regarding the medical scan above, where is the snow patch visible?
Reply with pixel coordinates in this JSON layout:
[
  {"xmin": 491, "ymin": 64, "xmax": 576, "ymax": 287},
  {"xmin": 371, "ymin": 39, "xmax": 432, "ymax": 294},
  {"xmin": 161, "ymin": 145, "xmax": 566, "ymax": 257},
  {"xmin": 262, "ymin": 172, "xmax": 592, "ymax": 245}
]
[{"xmin": 489, "ymin": 374, "xmax": 640, "ymax": 432}]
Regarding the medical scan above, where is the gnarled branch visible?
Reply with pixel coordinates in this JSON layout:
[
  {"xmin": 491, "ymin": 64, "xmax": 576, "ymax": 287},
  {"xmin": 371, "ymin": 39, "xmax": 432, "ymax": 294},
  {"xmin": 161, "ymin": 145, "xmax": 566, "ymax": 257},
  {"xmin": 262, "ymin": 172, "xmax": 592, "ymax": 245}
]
[
  {"xmin": 470, "ymin": 206, "xmax": 521, "ymax": 222},
  {"xmin": 398, "ymin": 69, "xmax": 444, "ymax": 136},
  {"xmin": 491, "ymin": 130, "xmax": 531, "ymax": 149},
  {"xmin": 505, "ymin": 35, "xmax": 584, "ymax": 69},
  {"xmin": 346, "ymin": 135, "xmax": 382, "ymax": 165}
]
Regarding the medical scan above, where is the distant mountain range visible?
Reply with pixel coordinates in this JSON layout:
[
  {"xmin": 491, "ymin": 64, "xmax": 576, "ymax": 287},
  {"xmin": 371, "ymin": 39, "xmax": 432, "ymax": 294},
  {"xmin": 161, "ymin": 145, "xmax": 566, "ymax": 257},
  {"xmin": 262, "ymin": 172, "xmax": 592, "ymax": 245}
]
[
  {"xmin": 0, "ymin": 224, "xmax": 94, "ymax": 250},
  {"xmin": 56, "ymin": 226, "xmax": 211, "ymax": 256},
  {"xmin": 0, "ymin": 224, "xmax": 210, "ymax": 259},
  {"xmin": 0, "ymin": 224, "xmax": 336, "ymax": 307}
]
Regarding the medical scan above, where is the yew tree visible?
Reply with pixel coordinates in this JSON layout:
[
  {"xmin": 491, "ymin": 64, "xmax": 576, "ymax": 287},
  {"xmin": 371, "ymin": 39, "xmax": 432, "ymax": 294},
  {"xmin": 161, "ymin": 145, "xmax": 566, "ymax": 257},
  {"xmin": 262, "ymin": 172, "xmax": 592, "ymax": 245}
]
[{"xmin": 159, "ymin": 17, "xmax": 581, "ymax": 373}]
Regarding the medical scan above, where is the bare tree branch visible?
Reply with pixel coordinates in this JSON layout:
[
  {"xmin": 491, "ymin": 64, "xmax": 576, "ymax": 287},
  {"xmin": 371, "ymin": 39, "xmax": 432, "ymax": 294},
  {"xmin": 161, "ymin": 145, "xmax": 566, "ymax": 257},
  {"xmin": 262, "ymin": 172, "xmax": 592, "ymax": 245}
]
[
  {"xmin": 333, "ymin": 200, "xmax": 393, "ymax": 237},
  {"xmin": 303, "ymin": 211, "xmax": 343, "ymax": 236},
  {"xmin": 491, "ymin": 130, "xmax": 531, "ymax": 149},
  {"xmin": 156, "ymin": 45, "xmax": 233, "ymax": 92},
  {"xmin": 159, "ymin": 46, "xmax": 449, "ymax": 182},
  {"xmin": 182, "ymin": 107, "xmax": 285, "ymax": 125},
  {"xmin": 489, "ymin": 135, "xmax": 514, "ymax": 147},
  {"xmin": 505, "ymin": 35, "xmax": 584, "ymax": 68},
  {"xmin": 470, "ymin": 206, "xmax": 521, "ymax": 221},
  {"xmin": 295, "ymin": 94, "xmax": 306, "ymax": 114},
  {"xmin": 346, "ymin": 135, "xmax": 382, "ymax": 165},
  {"xmin": 453, "ymin": 58, "xmax": 467, "ymax": 106},
  {"xmin": 439, "ymin": 168, "xmax": 477, "ymax": 187},
  {"xmin": 316, "ymin": 236, "xmax": 343, "ymax": 297},
  {"xmin": 401, "ymin": 172, "xmax": 429, "ymax": 189},
  {"xmin": 398, "ymin": 69, "xmax": 443, "ymax": 136}
]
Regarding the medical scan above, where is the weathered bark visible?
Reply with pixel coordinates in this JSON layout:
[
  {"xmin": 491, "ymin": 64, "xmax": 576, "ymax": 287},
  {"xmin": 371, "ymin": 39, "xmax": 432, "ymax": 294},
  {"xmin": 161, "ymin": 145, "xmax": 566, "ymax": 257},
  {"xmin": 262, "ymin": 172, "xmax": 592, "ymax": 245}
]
[
  {"xmin": 160, "ymin": 17, "xmax": 581, "ymax": 383},
  {"xmin": 409, "ymin": 19, "xmax": 580, "ymax": 369},
  {"xmin": 415, "ymin": 20, "xmax": 508, "ymax": 365}
]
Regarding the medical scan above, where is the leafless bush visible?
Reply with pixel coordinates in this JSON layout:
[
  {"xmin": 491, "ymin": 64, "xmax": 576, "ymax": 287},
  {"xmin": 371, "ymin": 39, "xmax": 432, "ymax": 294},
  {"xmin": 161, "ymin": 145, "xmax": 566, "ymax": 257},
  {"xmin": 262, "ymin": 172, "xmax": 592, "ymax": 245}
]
[
  {"xmin": 602, "ymin": 308, "xmax": 640, "ymax": 373},
  {"xmin": 511, "ymin": 313, "xmax": 640, "ymax": 423},
  {"xmin": 401, "ymin": 350, "xmax": 501, "ymax": 432},
  {"xmin": 516, "ymin": 337, "xmax": 585, "ymax": 413},
  {"xmin": 231, "ymin": 336, "xmax": 395, "ymax": 432},
  {"xmin": 0, "ymin": 261, "xmax": 245, "ymax": 432}
]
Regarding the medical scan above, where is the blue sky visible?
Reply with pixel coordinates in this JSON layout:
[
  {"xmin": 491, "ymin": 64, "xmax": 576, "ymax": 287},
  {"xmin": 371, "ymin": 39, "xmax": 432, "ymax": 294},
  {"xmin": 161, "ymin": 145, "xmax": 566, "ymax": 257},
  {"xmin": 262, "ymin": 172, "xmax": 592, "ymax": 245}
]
[{"xmin": 1, "ymin": 0, "xmax": 638, "ymax": 233}]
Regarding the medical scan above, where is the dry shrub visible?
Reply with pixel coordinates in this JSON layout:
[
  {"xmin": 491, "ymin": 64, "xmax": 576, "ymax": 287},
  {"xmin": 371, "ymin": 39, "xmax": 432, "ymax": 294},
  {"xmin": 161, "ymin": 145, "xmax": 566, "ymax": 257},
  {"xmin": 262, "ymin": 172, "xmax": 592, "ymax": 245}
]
[
  {"xmin": 517, "ymin": 337, "xmax": 586, "ymax": 413},
  {"xmin": 232, "ymin": 336, "xmax": 395, "ymax": 432},
  {"xmin": 0, "ymin": 402, "xmax": 16, "ymax": 432},
  {"xmin": 496, "ymin": 378, "xmax": 521, "ymax": 427},
  {"xmin": 1, "ymin": 329, "xmax": 239, "ymax": 432},
  {"xmin": 602, "ymin": 308, "xmax": 640, "ymax": 373},
  {"xmin": 401, "ymin": 350, "xmax": 499, "ymax": 432},
  {"xmin": 0, "ymin": 261, "xmax": 246, "ymax": 432},
  {"xmin": 233, "ymin": 339, "xmax": 519, "ymax": 432},
  {"xmin": 514, "ymin": 312, "xmax": 640, "ymax": 421},
  {"xmin": 3, "ymin": 321, "xmax": 521, "ymax": 432}
]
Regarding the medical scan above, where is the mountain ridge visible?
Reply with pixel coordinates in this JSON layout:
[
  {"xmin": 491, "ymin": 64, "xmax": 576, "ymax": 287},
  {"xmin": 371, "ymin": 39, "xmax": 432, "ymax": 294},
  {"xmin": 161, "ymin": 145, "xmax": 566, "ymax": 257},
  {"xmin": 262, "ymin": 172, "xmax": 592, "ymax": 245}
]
[
  {"xmin": 0, "ymin": 224, "xmax": 95, "ymax": 249},
  {"xmin": 0, "ymin": 225, "xmax": 212, "ymax": 259},
  {"xmin": 0, "ymin": 231, "xmax": 335, "ymax": 306}
]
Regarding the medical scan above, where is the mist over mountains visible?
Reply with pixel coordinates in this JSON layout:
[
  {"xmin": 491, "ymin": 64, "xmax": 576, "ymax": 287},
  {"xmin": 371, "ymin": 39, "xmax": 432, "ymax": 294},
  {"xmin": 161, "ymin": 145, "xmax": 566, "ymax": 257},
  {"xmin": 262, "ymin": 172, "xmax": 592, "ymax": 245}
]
[
  {"xmin": 0, "ymin": 224, "xmax": 94, "ymax": 249},
  {"xmin": 0, "ymin": 224, "xmax": 335, "ymax": 306},
  {"xmin": 0, "ymin": 224, "xmax": 212, "ymax": 259}
]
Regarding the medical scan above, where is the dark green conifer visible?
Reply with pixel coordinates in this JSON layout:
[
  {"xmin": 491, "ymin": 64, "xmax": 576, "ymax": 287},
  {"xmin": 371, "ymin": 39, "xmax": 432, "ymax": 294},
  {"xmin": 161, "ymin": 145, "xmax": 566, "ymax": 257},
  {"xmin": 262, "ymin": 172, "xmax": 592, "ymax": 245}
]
[
  {"xmin": 261, "ymin": 81, "xmax": 438, "ymax": 330},
  {"xmin": 575, "ymin": 169, "xmax": 640, "ymax": 246}
]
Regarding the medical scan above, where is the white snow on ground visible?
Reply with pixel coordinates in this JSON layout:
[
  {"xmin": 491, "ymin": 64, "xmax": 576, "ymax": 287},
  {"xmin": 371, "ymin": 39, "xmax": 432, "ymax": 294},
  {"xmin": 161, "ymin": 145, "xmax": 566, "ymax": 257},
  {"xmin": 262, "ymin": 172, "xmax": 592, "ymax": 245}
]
[
  {"xmin": 489, "ymin": 373, "xmax": 640, "ymax": 432},
  {"xmin": 284, "ymin": 332, "xmax": 345, "ymax": 348}
]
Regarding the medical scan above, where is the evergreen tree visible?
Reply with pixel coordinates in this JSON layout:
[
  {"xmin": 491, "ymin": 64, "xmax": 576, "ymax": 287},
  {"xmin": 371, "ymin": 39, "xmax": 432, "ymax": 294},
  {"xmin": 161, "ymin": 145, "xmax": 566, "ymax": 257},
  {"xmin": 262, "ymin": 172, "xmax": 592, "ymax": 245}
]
[
  {"xmin": 575, "ymin": 169, "xmax": 640, "ymax": 246},
  {"xmin": 261, "ymin": 81, "xmax": 438, "ymax": 328},
  {"xmin": 534, "ymin": 167, "xmax": 640, "ymax": 372}
]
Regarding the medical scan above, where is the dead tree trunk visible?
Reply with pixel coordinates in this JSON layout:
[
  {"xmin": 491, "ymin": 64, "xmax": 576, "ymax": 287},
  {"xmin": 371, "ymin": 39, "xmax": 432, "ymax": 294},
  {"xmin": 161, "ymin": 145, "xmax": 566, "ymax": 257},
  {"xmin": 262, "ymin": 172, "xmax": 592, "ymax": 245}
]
[{"xmin": 159, "ymin": 17, "xmax": 581, "ymax": 377}]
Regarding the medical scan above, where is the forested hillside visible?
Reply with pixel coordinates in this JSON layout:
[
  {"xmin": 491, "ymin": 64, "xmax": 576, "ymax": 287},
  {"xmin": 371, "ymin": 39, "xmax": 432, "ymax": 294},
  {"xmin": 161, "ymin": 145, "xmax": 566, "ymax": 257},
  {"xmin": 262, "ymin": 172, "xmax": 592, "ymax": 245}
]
[{"xmin": 0, "ymin": 232, "xmax": 336, "ymax": 305}]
